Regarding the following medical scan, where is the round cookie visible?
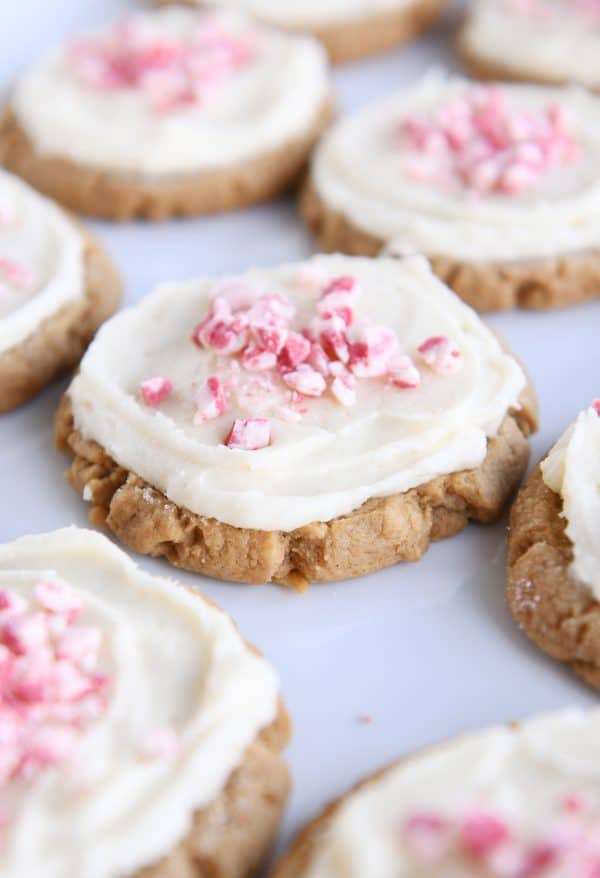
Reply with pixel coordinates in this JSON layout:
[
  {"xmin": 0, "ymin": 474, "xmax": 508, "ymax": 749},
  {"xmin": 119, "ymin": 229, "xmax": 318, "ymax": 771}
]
[
  {"xmin": 0, "ymin": 8, "xmax": 332, "ymax": 220},
  {"xmin": 154, "ymin": 0, "xmax": 447, "ymax": 64},
  {"xmin": 459, "ymin": 0, "xmax": 600, "ymax": 92},
  {"xmin": 0, "ymin": 169, "xmax": 120, "ymax": 412},
  {"xmin": 271, "ymin": 708, "xmax": 600, "ymax": 878},
  {"xmin": 55, "ymin": 254, "xmax": 537, "ymax": 588},
  {"xmin": 303, "ymin": 72, "xmax": 600, "ymax": 312},
  {"xmin": 508, "ymin": 403, "xmax": 600, "ymax": 690},
  {"xmin": 0, "ymin": 527, "xmax": 290, "ymax": 878}
]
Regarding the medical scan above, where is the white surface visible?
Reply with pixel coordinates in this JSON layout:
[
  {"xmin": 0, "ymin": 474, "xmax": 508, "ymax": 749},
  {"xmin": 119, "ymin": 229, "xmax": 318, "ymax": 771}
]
[{"xmin": 1, "ymin": 0, "xmax": 599, "ymax": 869}]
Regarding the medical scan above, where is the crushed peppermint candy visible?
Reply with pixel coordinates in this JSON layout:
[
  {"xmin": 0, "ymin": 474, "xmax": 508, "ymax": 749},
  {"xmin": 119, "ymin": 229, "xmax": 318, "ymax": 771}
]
[
  {"xmin": 140, "ymin": 376, "xmax": 173, "ymax": 406},
  {"xmin": 0, "ymin": 257, "xmax": 32, "ymax": 290},
  {"xmin": 68, "ymin": 14, "xmax": 256, "ymax": 114},
  {"xmin": 401, "ymin": 85, "xmax": 580, "ymax": 195},
  {"xmin": 142, "ymin": 271, "xmax": 462, "ymax": 450},
  {"xmin": 402, "ymin": 796, "xmax": 600, "ymax": 876},
  {"xmin": 0, "ymin": 580, "xmax": 111, "ymax": 793}
]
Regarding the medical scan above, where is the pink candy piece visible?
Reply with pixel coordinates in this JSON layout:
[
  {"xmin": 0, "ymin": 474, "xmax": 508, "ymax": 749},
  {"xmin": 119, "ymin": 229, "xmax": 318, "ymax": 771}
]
[
  {"xmin": 2, "ymin": 614, "xmax": 48, "ymax": 656},
  {"xmin": 330, "ymin": 364, "xmax": 357, "ymax": 408},
  {"xmin": 459, "ymin": 809, "xmax": 511, "ymax": 858},
  {"xmin": 225, "ymin": 418, "xmax": 271, "ymax": 450},
  {"xmin": 194, "ymin": 376, "xmax": 227, "ymax": 424},
  {"xmin": 418, "ymin": 336, "xmax": 462, "ymax": 376},
  {"xmin": 279, "ymin": 331, "xmax": 311, "ymax": 370},
  {"xmin": 242, "ymin": 345, "xmax": 278, "ymax": 372},
  {"xmin": 140, "ymin": 376, "xmax": 173, "ymax": 406},
  {"xmin": 593, "ymin": 399, "xmax": 600, "ymax": 416},
  {"xmin": 0, "ymin": 257, "xmax": 32, "ymax": 289},
  {"xmin": 0, "ymin": 589, "xmax": 27, "ymax": 619},
  {"xmin": 318, "ymin": 275, "xmax": 360, "ymax": 326},
  {"xmin": 140, "ymin": 727, "xmax": 179, "ymax": 760},
  {"xmin": 252, "ymin": 323, "xmax": 288, "ymax": 355},
  {"xmin": 348, "ymin": 324, "xmax": 397, "ymax": 378},
  {"xmin": 388, "ymin": 354, "xmax": 421, "ymax": 389},
  {"xmin": 402, "ymin": 84, "xmax": 580, "ymax": 196},
  {"xmin": 34, "ymin": 581, "xmax": 82, "ymax": 623},
  {"xmin": 56, "ymin": 627, "xmax": 102, "ymax": 665},
  {"xmin": 283, "ymin": 365, "xmax": 327, "ymax": 398},
  {"xmin": 307, "ymin": 342, "xmax": 330, "ymax": 377},
  {"xmin": 404, "ymin": 812, "xmax": 451, "ymax": 862}
]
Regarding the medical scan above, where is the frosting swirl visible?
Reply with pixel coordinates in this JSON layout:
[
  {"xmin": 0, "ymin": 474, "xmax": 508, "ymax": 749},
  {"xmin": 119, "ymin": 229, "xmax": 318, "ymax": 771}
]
[
  {"xmin": 67, "ymin": 255, "xmax": 525, "ymax": 532},
  {"xmin": 0, "ymin": 528, "xmax": 279, "ymax": 878}
]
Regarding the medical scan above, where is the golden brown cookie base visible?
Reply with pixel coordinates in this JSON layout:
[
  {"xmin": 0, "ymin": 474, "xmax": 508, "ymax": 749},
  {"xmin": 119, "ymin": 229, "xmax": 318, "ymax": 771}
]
[
  {"xmin": 508, "ymin": 464, "xmax": 600, "ymax": 690},
  {"xmin": 138, "ymin": 701, "xmax": 291, "ymax": 878},
  {"xmin": 55, "ymin": 382, "xmax": 537, "ymax": 587},
  {"xmin": 300, "ymin": 181, "xmax": 600, "ymax": 312},
  {"xmin": 156, "ymin": 0, "xmax": 446, "ymax": 64},
  {"xmin": 0, "ymin": 103, "xmax": 332, "ymax": 221},
  {"xmin": 0, "ymin": 232, "xmax": 121, "ymax": 413}
]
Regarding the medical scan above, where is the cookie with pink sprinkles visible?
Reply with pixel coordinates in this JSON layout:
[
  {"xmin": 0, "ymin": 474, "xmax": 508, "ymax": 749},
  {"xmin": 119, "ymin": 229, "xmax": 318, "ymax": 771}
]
[
  {"xmin": 0, "ymin": 7, "xmax": 331, "ymax": 220},
  {"xmin": 0, "ymin": 168, "xmax": 120, "ymax": 412},
  {"xmin": 303, "ymin": 72, "xmax": 600, "ymax": 311},
  {"xmin": 0, "ymin": 527, "xmax": 290, "ymax": 878},
  {"xmin": 271, "ymin": 707, "xmax": 600, "ymax": 878},
  {"xmin": 460, "ymin": 0, "xmax": 600, "ymax": 91},
  {"xmin": 55, "ymin": 254, "xmax": 536, "ymax": 588}
]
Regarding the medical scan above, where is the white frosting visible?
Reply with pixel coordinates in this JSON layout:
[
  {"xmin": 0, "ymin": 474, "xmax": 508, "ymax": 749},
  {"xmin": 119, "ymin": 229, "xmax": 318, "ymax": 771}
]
[
  {"xmin": 461, "ymin": 0, "xmax": 600, "ymax": 89},
  {"xmin": 11, "ymin": 8, "xmax": 329, "ymax": 176},
  {"xmin": 311, "ymin": 73, "xmax": 600, "ymax": 262},
  {"xmin": 183, "ymin": 0, "xmax": 418, "ymax": 28},
  {"xmin": 0, "ymin": 170, "xmax": 85, "ymax": 354},
  {"xmin": 0, "ymin": 528, "xmax": 279, "ymax": 878},
  {"xmin": 304, "ymin": 708, "xmax": 600, "ymax": 878},
  {"xmin": 541, "ymin": 406, "xmax": 600, "ymax": 600},
  {"xmin": 67, "ymin": 254, "xmax": 525, "ymax": 532}
]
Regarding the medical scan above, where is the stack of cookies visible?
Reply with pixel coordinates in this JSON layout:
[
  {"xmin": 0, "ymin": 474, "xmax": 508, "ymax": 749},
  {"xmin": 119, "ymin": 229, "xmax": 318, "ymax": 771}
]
[{"xmin": 2, "ymin": 1, "xmax": 600, "ymax": 876}]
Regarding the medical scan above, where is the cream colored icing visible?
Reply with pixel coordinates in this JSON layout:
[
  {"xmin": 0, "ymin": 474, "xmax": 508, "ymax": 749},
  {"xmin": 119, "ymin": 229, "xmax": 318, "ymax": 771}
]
[
  {"xmin": 462, "ymin": 0, "xmax": 600, "ymax": 89},
  {"xmin": 186, "ymin": 0, "xmax": 419, "ymax": 28},
  {"xmin": 304, "ymin": 708, "xmax": 600, "ymax": 878},
  {"xmin": 67, "ymin": 254, "xmax": 525, "ymax": 532},
  {"xmin": 312, "ymin": 72, "xmax": 600, "ymax": 262},
  {"xmin": 11, "ymin": 8, "xmax": 329, "ymax": 176},
  {"xmin": 0, "ymin": 169, "xmax": 84, "ymax": 354},
  {"xmin": 0, "ymin": 527, "xmax": 279, "ymax": 878},
  {"xmin": 541, "ymin": 406, "xmax": 600, "ymax": 600}
]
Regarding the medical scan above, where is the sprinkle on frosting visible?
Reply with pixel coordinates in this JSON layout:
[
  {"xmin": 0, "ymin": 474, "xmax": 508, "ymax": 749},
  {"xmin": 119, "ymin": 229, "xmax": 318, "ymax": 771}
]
[
  {"xmin": 140, "ymin": 273, "xmax": 462, "ymax": 450},
  {"xmin": 68, "ymin": 15, "xmax": 257, "ymax": 114},
  {"xmin": 402, "ymin": 796, "xmax": 600, "ymax": 875},
  {"xmin": 0, "ymin": 580, "xmax": 110, "ymax": 794},
  {"xmin": 401, "ymin": 85, "xmax": 580, "ymax": 195}
]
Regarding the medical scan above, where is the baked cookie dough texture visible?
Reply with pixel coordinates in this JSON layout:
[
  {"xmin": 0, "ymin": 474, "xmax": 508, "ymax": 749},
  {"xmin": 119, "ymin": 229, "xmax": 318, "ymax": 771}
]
[
  {"xmin": 58, "ymin": 254, "xmax": 534, "ymax": 585},
  {"xmin": 155, "ymin": 0, "xmax": 447, "ymax": 63},
  {"xmin": 0, "ymin": 168, "xmax": 120, "ymax": 411},
  {"xmin": 0, "ymin": 7, "xmax": 331, "ymax": 219},
  {"xmin": 303, "ymin": 72, "xmax": 600, "ymax": 311},
  {"xmin": 460, "ymin": 0, "xmax": 600, "ymax": 90},
  {"xmin": 272, "ymin": 707, "xmax": 600, "ymax": 878},
  {"xmin": 0, "ymin": 527, "xmax": 289, "ymax": 878},
  {"xmin": 508, "ymin": 404, "xmax": 600, "ymax": 688}
]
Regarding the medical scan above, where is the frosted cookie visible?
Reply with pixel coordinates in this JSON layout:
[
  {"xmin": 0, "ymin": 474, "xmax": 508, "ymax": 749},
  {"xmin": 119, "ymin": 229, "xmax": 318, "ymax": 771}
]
[
  {"xmin": 459, "ymin": 0, "xmax": 600, "ymax": 91},
  {"xmin": 0, "ymin": 169, "xmax": 120, "ymax": 412},
  {"xmin": 54, "ymin": 254, "xmax": 537, "ymax": 588},
  {"xmin": 508, "ymin": 402, "xmax": 600, "ymax": 690},
  {"xmin": 154, "ymin": 0, "xmax": 447, "ymax": 64},
  {"xmin": 0, "ymin": 527, "xmax": 290, "ymax": 878},
  {"xmin": 0, "ymin": 9, "xmax": 331, "ymax": 220},
  {"xmin": 272, "ymin": 707, "xmax": 600, "ymax": 878},
  {"xmin": 303, "ymin": 73, "xmax": 600, "ymax": 312}
]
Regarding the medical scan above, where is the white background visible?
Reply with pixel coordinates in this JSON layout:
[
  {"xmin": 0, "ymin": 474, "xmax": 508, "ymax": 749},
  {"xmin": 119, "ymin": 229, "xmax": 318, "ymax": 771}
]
[{"xmin": 2, "ymin": 0, "xmax": 599, "ymax": 868}]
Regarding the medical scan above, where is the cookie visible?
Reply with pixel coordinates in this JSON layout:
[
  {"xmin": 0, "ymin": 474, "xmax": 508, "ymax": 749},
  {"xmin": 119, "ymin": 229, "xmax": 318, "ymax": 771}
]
[
  {"xmin": 0, "ymin": 8, "xmax": 332, "ymax": 220},
  {"xmin": 271, "ymin": 708, "xmax": 600, "ymax": 878},
  {"xmin": 155, "ymin": 0, "xmax": 447, "ymax": 64},
  {"xmin": 459, "ymin": 0, "xmax": 600, "ymax": 92},
  {"xmin": 302, "ymin": 72, "xmax": 600, "ymax": 312},
  {"xmin": 508, "ymin": 402, "xmax": 600, "ymax": 689},
  {"xmin": 0, "ymin": 169, "xmax": 120, "ymax": 412},
  {"xmin": 0, "ymin": 527, "xmax": 290, "ymax": 878},
  {"xmin": 55, "ymin": 254, "xmax": 537, "ymax": 588}
]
